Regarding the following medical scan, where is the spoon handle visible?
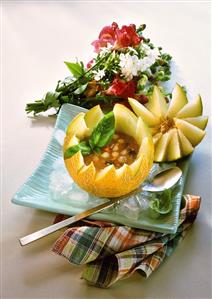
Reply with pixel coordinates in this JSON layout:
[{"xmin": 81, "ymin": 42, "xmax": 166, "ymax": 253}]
[{"xmin": 19, "ymin": 195, "xmax": 130, "ymax": 246}]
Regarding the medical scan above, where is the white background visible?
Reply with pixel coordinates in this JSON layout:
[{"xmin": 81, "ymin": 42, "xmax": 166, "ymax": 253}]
[{"xmin": 1, "ymin": 1, "xmax": 212, "ymax": 298}]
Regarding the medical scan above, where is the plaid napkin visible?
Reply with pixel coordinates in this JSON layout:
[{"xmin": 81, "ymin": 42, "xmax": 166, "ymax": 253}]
[{"xmin": 52, "ymin": 194, "xmax": 200, "ymax": 288}]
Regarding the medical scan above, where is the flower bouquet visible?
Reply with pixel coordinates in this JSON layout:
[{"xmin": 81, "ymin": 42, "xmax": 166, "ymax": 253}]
[{"xmin": 26, "ymin": 22, "xmax": 172, "ymax": 114}]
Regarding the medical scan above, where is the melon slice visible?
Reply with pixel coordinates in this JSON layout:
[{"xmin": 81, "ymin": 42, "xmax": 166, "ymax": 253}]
[
  {"xmin": 177, "ymin": 129, "xmax": 194, "ymax": 156},
  {"xmin": 129, "ymin": 97, "xmax": 160, "ymax": 126},
  {"xmin": 166, "ymin": 129, "xmax": 181, "ymax": 161},
  {"xmin": 182, "ymin": 116, "xmax": 208, "ymax": 130},
  {"xmin": 154, "ymin": 131, "xmax": 172, "ymax": 162},
  {"xmin": 147, "ymin": 86, "xmax": 168, "ymax": 118},
  {"xmin": 174, "ymin": 118, "xmax": 205, "ymax": 146},
  {"xmin": 166, "ymin": 84, "xmax": 188, "ymax": 118},
  {"xmin": 176, "ymin": 95, "xmax": 202, "ymax": 118}
]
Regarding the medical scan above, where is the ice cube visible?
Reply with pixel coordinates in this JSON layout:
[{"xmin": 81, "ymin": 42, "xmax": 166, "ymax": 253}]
[
  {"xmin": 115, "ymin": 196, "xmax": 141, "ymax": 220},
  {"xmin": 49, "ymin": 168, "xmax": 74, "ymax": 202},
  {"xmin": 65, "ymin": 190, "xmax": 89, "ymax": 207}
]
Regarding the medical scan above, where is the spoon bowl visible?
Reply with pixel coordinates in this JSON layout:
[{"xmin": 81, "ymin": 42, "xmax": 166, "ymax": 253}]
[{"xmin": 142, "ymin": 167, "xmax": 182, "ymax": 192}]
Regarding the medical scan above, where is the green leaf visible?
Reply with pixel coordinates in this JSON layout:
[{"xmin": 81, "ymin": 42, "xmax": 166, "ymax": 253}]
[
  {"xmin": 64, "ymin": 141, "xmax": 92, "ymax": 159},
  {"xmin": 64, "ymin": 61, "xmax": 84, "ymax": 78},
  {"xmin": 43, "ymin": 91, "xmax": 60, "ymax": 108},
  {"xmin": 89, "ymin": 111, "xmax": 115, "ymax": 150},
  {"xmin": 149, "ymin": 189, "xmax": 173, "ymax": 215},
  {"xmin": 73, "ymin": 83, "xmax": 88, "ymax": 95}
]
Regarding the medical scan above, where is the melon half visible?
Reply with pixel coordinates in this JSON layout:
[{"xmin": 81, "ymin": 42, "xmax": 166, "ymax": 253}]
[
  {"xmin": 129, "ymin": 84, "xmax": 208, "ymax": 162},
  {"xmin": 63, "ymin": 104, "xmax": 154, "ymax": 198}
]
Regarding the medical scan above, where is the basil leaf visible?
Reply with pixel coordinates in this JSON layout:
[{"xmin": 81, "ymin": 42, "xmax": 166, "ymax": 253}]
[
  {"xmin": 89, "ymin": 111, "xmax": 115, "ymax": 150},
  {"xmin": 64, "ymin": 141, "xmax": 91, "ymax": 159},
  {"xmin": 64, "ymin": 61, "xmax": 84, "ymax": 78}
]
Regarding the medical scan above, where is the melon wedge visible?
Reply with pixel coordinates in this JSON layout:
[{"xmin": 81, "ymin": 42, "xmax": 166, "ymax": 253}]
[
  {"xmin": 175, "ymin": 118, "xmax": 205, "ymax": 146},
  {"xmin": 176, "ymin": 95, "xmax": 203, "ymax": 118},
  {"xmin": 129, "ymin": 97, "xmax": 160, "ymax": 126},
  {"xmin": 166, "ymin": 129, "xmax": 181, "ymax": 161},
  {"xmin": 153, "ymin": 132, "xmax": 162, "ymax": 146},
  {"xmin": 166, "ymin": 84, "xmax": 188, "ymax": 118},
  {"xmin": 154, "ymin": 131, "xmax": 172, "ymax": 162},
  {"xmin": 182, "ymin": 116, "xmax": 208, "ymax": 130},
  {"xmin": 177, "ymin": 129, "xmax": 194, "ymax": 156},
  {"xmin": 147, "ymin": 86, "xmax": 168, "ymax": 118}
]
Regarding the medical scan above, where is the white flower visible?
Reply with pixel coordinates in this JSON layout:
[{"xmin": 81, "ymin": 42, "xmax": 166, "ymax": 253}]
[
  {"xmin": 139, "ymin": 56, "xmax": 154, "ymax": 72},
  {"xmin": 119, "ymin": 53, "xmax": 141, "ymax": 80},
  {"xmin": 140, "ymin": 42, "xmax": 160, "ymax": 63},
  {"xmin": 99, "ymin": 43, "xmax": 113, "ymax": 56},
  {"xmin": 93, "ymin": 69, "xmax": 105, "ymax": 81}
]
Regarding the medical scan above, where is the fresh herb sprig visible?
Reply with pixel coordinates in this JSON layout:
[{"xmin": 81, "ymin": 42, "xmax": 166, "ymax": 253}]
[
  {"xmin": 64, "ymin": 111, "xmax": 115, "ymax": 159},
  {"xmin": 149, "ymin": 189, "xmax": 173, "ymax": 216},
  {"xmin": 26, "ymin": 23, "xmax": 172, "ymax": 116}
]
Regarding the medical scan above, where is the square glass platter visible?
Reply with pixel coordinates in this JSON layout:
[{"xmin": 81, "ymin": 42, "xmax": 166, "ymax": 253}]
[{"xmin": 12, "ymin": 104, "xmax": 190, "ymax": 234}]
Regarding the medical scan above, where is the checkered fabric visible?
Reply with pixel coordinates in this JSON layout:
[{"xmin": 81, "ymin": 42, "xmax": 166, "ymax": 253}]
[{"xmin": 52, "ymin": 194, "xmax": 201, "ymax": 288}]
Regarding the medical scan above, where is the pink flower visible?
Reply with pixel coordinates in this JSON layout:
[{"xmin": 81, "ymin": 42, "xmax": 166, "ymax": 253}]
[
  {"xmin": 91, "ymin": 22, "xmax": 141, "ymax": 53},
  {"xmin": 115, "ymin": 24, "xmax": 141, "ymax": 48},
  {"xmin": 106, "ymin": 77, "xmax": 137, "ymax": 99},
  {"xmin": 92, "ymin": 22, "xmax": 118, "ymax": 53}
]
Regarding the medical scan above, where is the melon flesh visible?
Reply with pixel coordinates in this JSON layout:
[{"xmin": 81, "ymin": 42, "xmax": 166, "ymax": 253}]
[
  {"xmin": 176, "ymin": 95, "xmax": 202, "ymax": 118},
  {"xmin": 177, "ymin": 129, "xmax": 194, "ymax": 156},
  {"xmin": 128, "ymin": 97, "xmax": 160, "ymax": 126},
  {"xmin": 153, "ymin": 132, "xmax": 162, "ymax": 146},
  {"xmin": 154, "ymin": 131, "xmax": 172, "ymax": 162},
  {"xmin": 113, "ymin": 104, "xmax": 137, "ymax": 139},
  {"xmin": 66, "ymin": 113, "xmax": 89, "ymax": 139},
  {"xmin": 147, "ymin": 86, "xmax": 168, "ymax": 118},
  {"xmin": 84, "ymin": 105, "xmax": 104, "ymax": 129},
  {"xmin": 166, "ymin": 128, "xmax": 181, "ymax": 161},
  {"xmin": 175, "ymin": 118, "xmax": 205, "ymax": 146},
  {"xmin": 182, "ymin": 116, "xmax": 208, "ymax": 130},
  {"xmin": 166, "ymin": 84, "xmax": 188, "ymax": 118}
]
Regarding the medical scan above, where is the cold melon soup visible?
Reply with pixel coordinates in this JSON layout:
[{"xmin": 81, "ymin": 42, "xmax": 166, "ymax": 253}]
[{"xmin": 84, "ymin": 132, "xmax": 139, "ymax": 170}]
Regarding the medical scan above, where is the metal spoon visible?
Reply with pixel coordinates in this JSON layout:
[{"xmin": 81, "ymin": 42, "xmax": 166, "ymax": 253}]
[
  {"xmin": 19, "ymin": 166, "xmax": 182, "ymax": 246},
  {"xmin": 142, "ymin": 166, "xmax": 182, "ymax": 192}
]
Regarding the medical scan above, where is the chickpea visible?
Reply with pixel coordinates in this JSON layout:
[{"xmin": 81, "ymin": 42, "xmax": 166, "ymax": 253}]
[
  {"xmin": 112, "ymin": 151, "xmax": 119, "ymax": 158},
  {"xmin": 118, "ymin": 139, "xmax": 125, "ymax": 144},
  {"xmin": 113, "ymin": 144, "xmax": 119, "ymax": 151},
  {"xmin": 121, "ymin": 149, "xmax": 127, "ymax": 155},
  {"xmin": 101, "ymin": 152, "xmax": 110, "ymax": 159},
  {"xmin": 118, "ymin": 156, "xmax": 127, "ymax": 163}
]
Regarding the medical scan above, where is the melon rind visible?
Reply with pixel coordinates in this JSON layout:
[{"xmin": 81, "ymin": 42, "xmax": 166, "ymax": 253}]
[{"xmin": 63, "ymin": 104, "xmax": 154, "ymax": 198}]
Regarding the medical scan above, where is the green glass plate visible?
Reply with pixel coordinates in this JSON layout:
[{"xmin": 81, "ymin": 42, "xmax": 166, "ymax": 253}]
[{"xmin": 11, "ymin": 104, "xmax": 191, "ymax": 234}]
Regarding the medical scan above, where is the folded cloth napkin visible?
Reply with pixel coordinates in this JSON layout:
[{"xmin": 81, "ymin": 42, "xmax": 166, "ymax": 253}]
[{"xmin": 52, "ymin": 194, "xmax": 200, "ymax": 288}]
